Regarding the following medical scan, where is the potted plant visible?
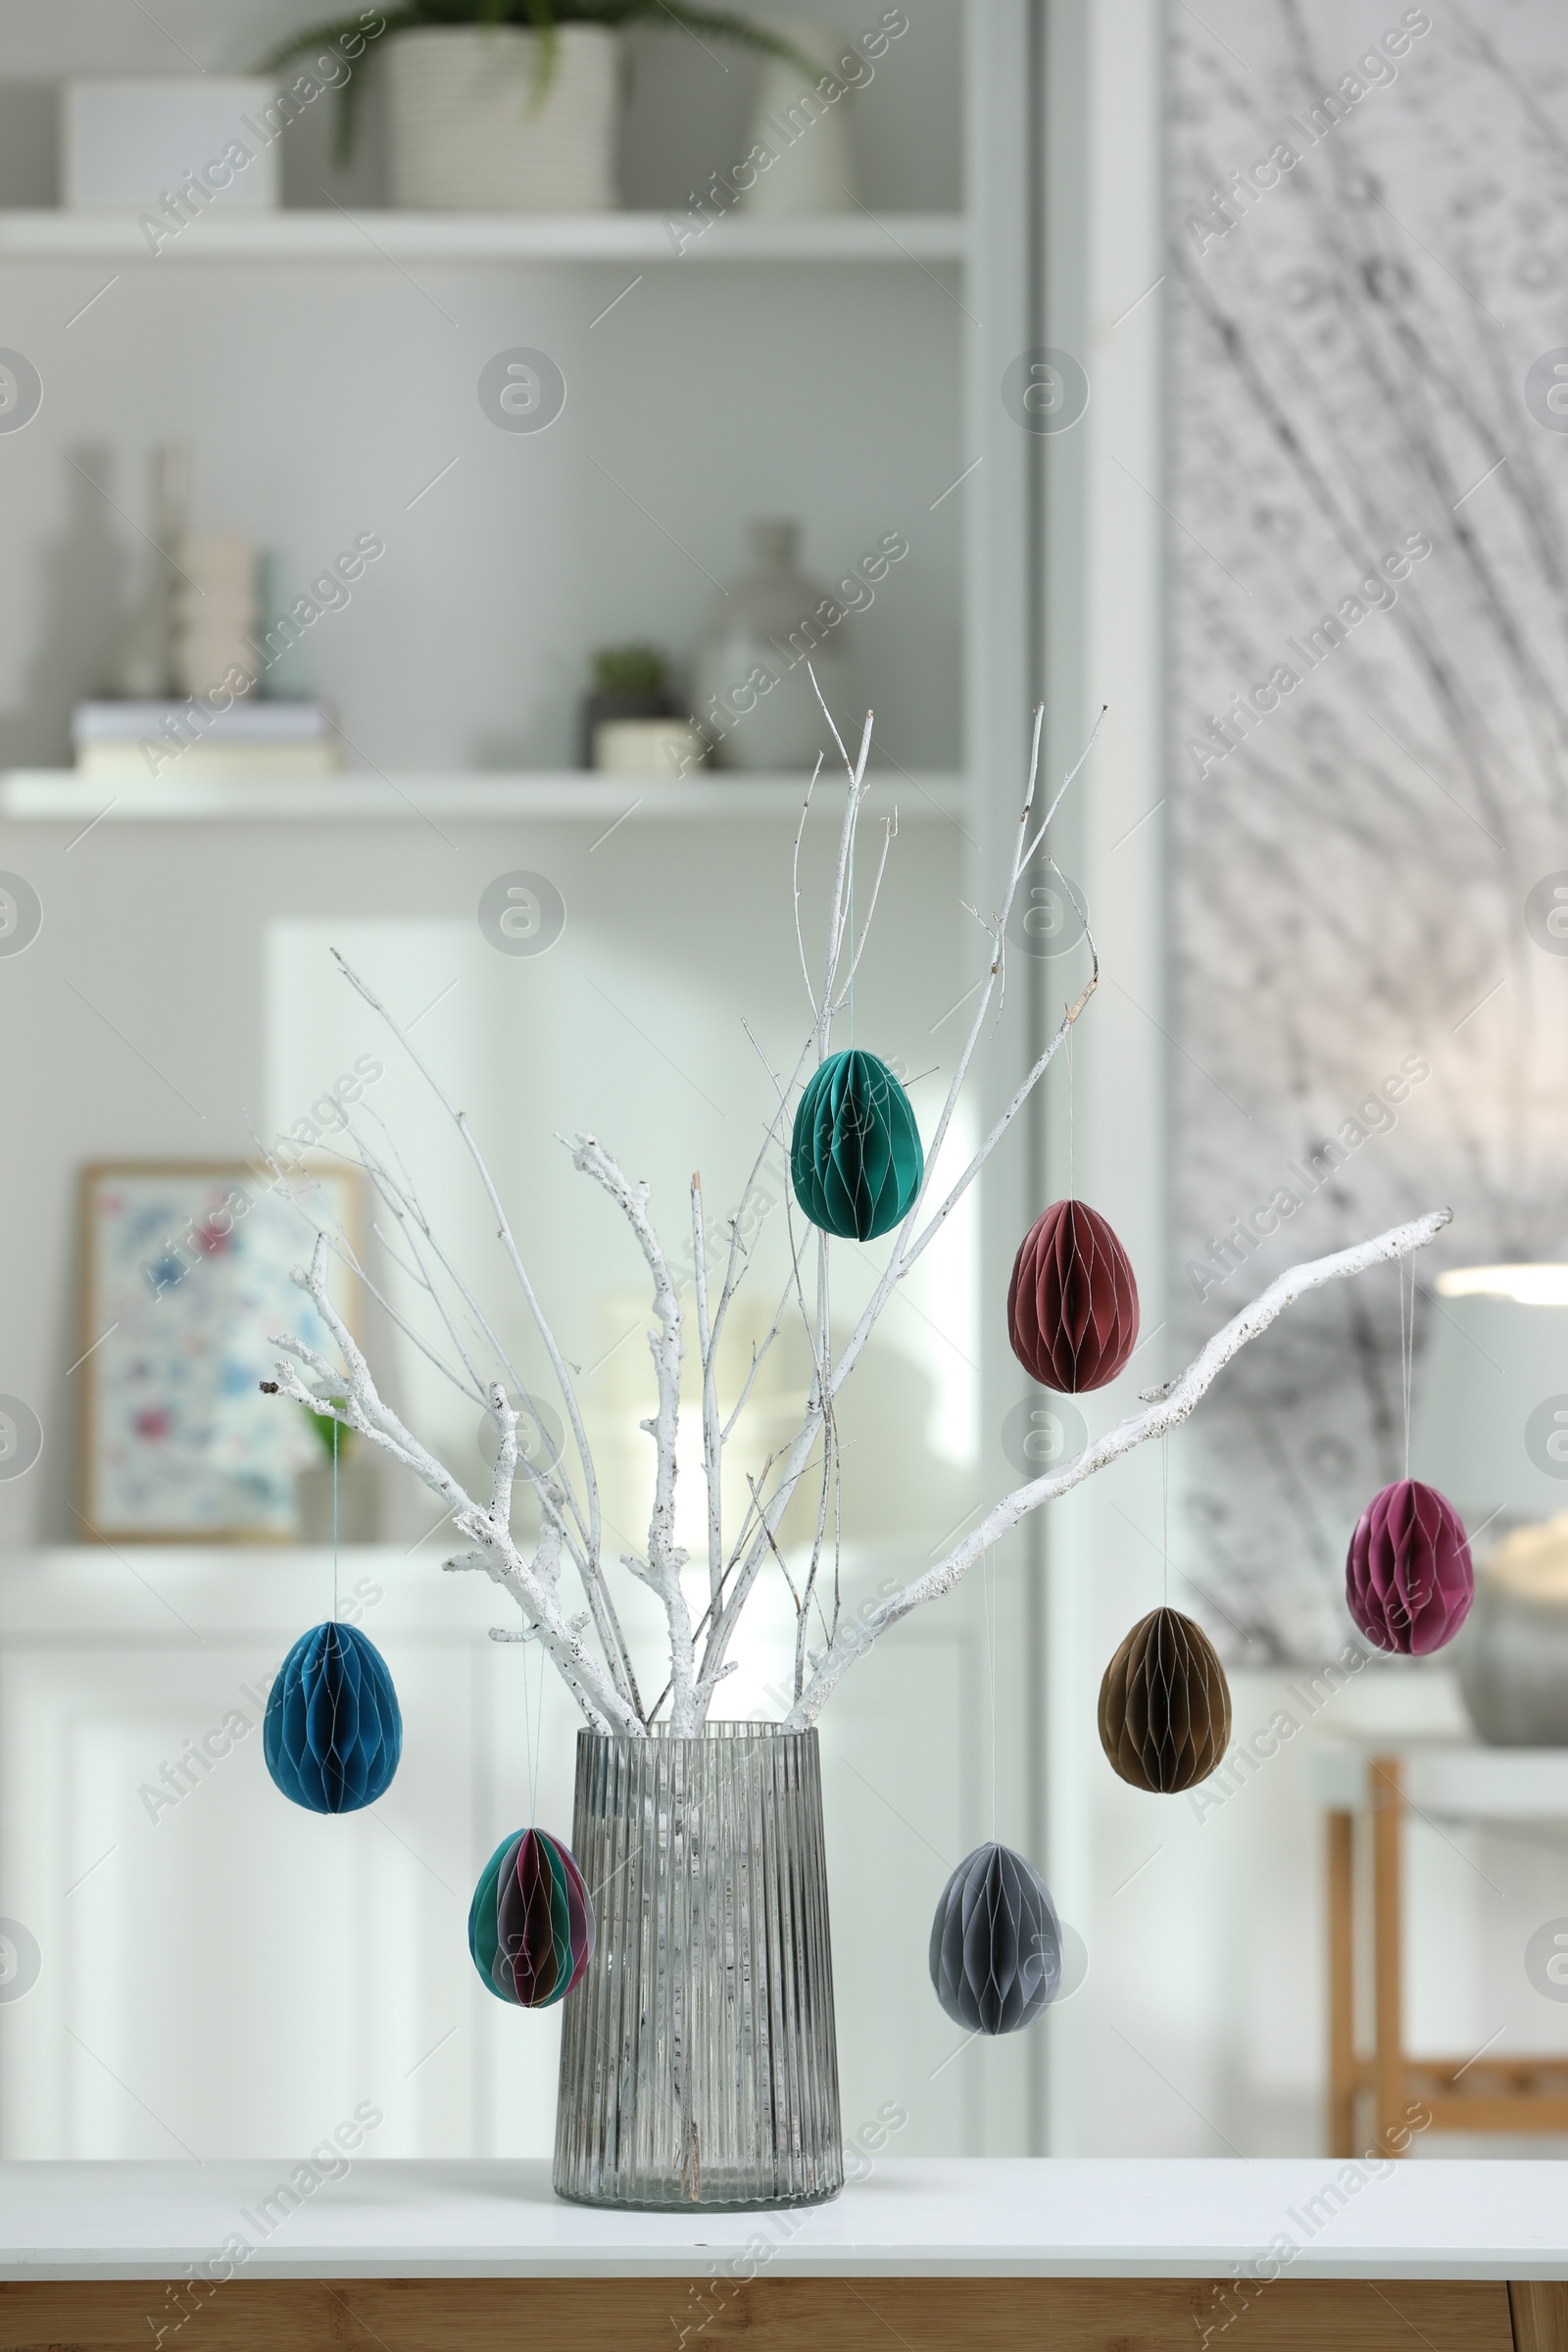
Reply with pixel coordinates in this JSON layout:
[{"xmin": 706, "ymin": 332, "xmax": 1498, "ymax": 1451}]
[
  {"xmin": 264, "ymin": 4, "xmax": 813, "ymax": 214},
  {"xmin": 579, "ymin": 641, "xmax": 670, "ymax": 764}
]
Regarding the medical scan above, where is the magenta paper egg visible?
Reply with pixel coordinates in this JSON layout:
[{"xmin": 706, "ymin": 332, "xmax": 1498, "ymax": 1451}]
[{"xmin": 1345, "ymin": 1479, "xmax": 1474, "ymax": 1656}]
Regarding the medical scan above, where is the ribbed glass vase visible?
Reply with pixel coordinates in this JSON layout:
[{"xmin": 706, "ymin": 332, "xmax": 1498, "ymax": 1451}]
[{"xmin": 553, "ymin": 1722, "xmax": 843, "ymax": 2210}]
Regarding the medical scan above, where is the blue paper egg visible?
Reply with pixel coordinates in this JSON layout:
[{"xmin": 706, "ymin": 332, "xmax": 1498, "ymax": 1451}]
[{"xmin": 264, "ymin": 1622, "xmax": 402, "ymax": 1814}]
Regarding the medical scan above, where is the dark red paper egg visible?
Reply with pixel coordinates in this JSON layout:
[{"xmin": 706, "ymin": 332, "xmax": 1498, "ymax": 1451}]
[
  {"xmin": 1007, "ymin": 1200, "xmax": 1140, "ymax": 1393},
  {"xmin": 1346, "ymin": 1479, "xmax": 1473, "ymax": 1656}
]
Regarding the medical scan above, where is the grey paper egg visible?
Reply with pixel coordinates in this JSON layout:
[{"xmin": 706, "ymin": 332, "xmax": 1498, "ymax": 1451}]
[{"xmin": 929, "ymin": 1842, "xmax": 1062, "ymax": 2034}]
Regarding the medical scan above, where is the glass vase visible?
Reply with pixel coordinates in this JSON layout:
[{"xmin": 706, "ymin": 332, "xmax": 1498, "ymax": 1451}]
[{"xmin": 552, "ymin": 1722, "xmax": 844, "ymax": 2210}]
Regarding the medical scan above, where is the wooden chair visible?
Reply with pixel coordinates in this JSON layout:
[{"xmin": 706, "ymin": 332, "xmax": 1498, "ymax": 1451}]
[{"xmin": 1315, "ymin": 1744, "xmax": 1568, "ymax": 2153}]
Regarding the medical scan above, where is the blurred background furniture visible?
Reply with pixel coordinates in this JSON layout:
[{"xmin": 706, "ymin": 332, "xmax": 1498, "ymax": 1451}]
[
  {"xmin": 1313, "ymin": 1742, "xmax": 1568, "ymax": 2156},
  {"xmin": 1412, "ymin": 1264, "xmax": 1568, "ymax": 1746}
]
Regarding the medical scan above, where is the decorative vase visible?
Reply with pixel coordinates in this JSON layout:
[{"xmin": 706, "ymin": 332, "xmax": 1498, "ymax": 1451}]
[
  {"xmin": 692, "ymin": 520, "xmax": 849, "ymax": 771},
  {"xmin": 171, "ymin": 531, "xmax": 256, "ymax": 701},
  {"xmin": 553, "ymin": 1722, "xmax": 843, "ymax": 2210},
  {"xmin": 1456, "ymin": 1516, "xmax": 1568, "ymax": 1745},
  {"xmin": 736, "ymin": 22, "xmax": 859, "ymax": 217},
  {"xmin": 102, "ymin": 443, "xmax": 187, "ymax": 699},
  {"xmin": 384, "ymin": 27, "xmax": 616, "ymax": 213}
]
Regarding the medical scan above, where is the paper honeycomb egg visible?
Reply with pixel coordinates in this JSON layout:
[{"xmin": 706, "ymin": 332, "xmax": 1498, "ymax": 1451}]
[
  {"xmin": 1098, "ymin": 1607, "xmax": 1231, "ymax": 1793},
  {"xmin": 928, "ymin": 1841, "xmax": 1062, "ymax": 2034},
  {"xmin": 264, "ymin": 1621, "xmax": 402, "ymax": 1815},
  {"xmin": 790, "ymin": 1050, "xmax": 923, "ymax": 1242},
  {"xmin": 467, "ymin": 1826, "xmax": 593, "ymax": 2009},
  {"xmin": 1346, "ymin": 1479, "xmax": 1473, "ymax": 1656},
  {"xmin": 1007, "ymin": 1200, "xmax": 1139, "ymax": 1393}
]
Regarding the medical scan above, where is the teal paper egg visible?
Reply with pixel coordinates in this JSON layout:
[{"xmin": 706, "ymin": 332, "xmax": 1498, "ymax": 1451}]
[{"xmin": 790, "ymin": 1050, "xmax": 923, "ymax": 1241}]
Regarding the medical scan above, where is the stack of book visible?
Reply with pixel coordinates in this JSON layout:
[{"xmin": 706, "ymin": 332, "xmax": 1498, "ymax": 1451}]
[{"xmin": 72, "ymin": 701, "xmax": 342, "ymax": 781}]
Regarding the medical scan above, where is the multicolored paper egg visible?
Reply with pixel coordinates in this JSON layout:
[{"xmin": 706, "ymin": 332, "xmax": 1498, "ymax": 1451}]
[
  {"xmin": 1346, "ymin": 1479, "xmax": 1473, "ymax": 1655},
  {"xmin": 467, "ymin": 1827, "xmax": 593, "ymax": 2009},
  {"xmin": 264, "ymin": 1621, "xmax": 402, "ymax": 1814},
  {"xmin": 929, "ymin": 1842, "xmax": 1061, "ymax": 2034},
  {"xmin": 790, "ymin": 1049, "xmax": 923, "ymax": 1242},
  {"xmin": 1007, "ymin": 1199, "xmax": 1139, "ymax": 1393}
]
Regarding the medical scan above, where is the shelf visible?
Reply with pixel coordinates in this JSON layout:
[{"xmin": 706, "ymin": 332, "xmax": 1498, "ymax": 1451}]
[
  {"xmin": 0, "ymin": 210, "xmax": 967, "ymax": 266},
  {"xmin": 0, "ymin": 771, "xmax": 967, "ymax": 825}
]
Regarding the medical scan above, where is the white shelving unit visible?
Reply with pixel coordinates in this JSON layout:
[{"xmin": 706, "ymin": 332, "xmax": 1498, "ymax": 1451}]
[
  {"xmin": 0, "ymin": 770, "xmax": 965, "ymax": 822},
  {"xmin": 0, "ymin": 0, "xmax": 1049, "ymax": 2168},
  {"xmin": 0, "ymin": 210, "xmax": 967, "ymax": 264},
  {"xmin": 0, "ymin": 10, "xmax": 1011, "ymax": 794}
]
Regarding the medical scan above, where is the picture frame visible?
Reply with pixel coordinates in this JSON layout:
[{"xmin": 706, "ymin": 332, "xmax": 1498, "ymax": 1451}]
[{"xmin": 76, "ymin": 1157, "xmax": 366, "ymax": 1543}]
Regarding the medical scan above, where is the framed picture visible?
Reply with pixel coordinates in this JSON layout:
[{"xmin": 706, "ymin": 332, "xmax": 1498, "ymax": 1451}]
[{"xmin": 77, "ymin": 1159, "xmax": 366, "ymax": 1543}]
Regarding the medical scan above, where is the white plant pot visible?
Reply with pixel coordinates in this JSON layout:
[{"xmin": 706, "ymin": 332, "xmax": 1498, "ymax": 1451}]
[{"xmin": 385, "ymin": 25, "xmax": 617, "ymax": 213}]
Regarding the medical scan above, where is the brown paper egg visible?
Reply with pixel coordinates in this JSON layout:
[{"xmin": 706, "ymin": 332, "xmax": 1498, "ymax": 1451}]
[
  {"xmin": 1007, "ymin": 1200, "xmax": 1139, "ymax": 1393},
  {"xmin": 1098, "ymin": 1607, "xmax": 1232, "ymax": 1792}
]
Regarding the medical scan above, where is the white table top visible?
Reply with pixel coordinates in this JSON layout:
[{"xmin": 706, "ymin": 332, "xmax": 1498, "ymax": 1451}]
[
  {"xmin": 1, "ymin": 2159, "xmax": 1565, "ymax": 2281},
  {"xmin": 1308, "ymin": 1740, "xmax": 1568, "ymax": 1818}
]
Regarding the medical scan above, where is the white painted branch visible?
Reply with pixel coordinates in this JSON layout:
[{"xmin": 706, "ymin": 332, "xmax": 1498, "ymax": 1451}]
[
  {"xmin": 698, "ymin": 712, "xmax": 1103, "ymax": 1699},
  {"xmin": 267, "ymin": 1237, "xmax": 642, "ymax": 1738},
  {"xmin": 898, "ymin": 940, "xmax": 1099, "ymax": 1276},
  {"xmin": 328, "ymin": 952, "xmax": 607, "ymax": 1592},
  {"xmin": 811, "ymin": 696, "xmax": 875, "ymax": 1057},
  {"xmin": 791, "ymin": 754, "xmax": 827, "ymax": 1021},
  {"xmin": 486, "ymin": 1380, "xmax": 517, "ymax": 1533},
  {"xmin": 719, "ymin": 1247, "xmax": 807, "ymax": 1444},
  {"xmin": 691, "ymin": 1172, "xmax": 723, "ymax": 1612},
  {"xmin": 829, "ymin": 813, "xmax": 897, "ymax": 1014},
  {"xmin": 784, "ymin": 1209, "xmax": 1453, "ymax": 1729},
  {"xmin": 570, "ymin": 1134, "xmax": 699, "ymax": 1730},
  {"xmin": 256, "ymin": 1106, "xmax": 641, "ymax": 1714},
  {"xmin": 912, "ymin": 705, "xmax": 1102, "ymax": 1202},
  {"xmin": 269, "ymin": 706, "xmax": 1436, "ymax": 1749}
]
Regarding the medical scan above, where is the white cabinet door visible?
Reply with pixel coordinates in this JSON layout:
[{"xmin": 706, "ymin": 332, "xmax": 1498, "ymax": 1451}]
[{"xmin": 1, "ymin": 1541, "xmax": 1032, "ymax": 2158}]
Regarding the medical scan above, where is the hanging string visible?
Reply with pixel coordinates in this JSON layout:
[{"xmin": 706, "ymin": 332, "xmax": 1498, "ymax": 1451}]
[
  {"xmin": 848, "ymin": 854, "xmax": 856, "ymax": 1049},
  {"xmin": 1400, "ymin": 1259, "xmax": 1414, "ymax": 1481},
  {"xmin": 984, "ymin": 1545, "xmax": 998, "ymax": 1842},
  {"xmin": 519, "ymin": 1607, "xmax": 544, "ymax": 1828},
  {"xmin": 1161, "ymin": 1431, "xmax": 1169, "ymax": 1607},
  {"xmin": 1067, "ymin": 1023, "xmax": 1076, "ymax": 1199},
  {"xmin": 331, "ymin": 1412, "xmax": 339, "ymax": 1622}
]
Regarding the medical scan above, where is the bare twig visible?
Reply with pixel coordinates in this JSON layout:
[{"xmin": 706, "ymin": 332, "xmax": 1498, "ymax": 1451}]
[
  {"xmin": 784, "ymin": 1210, "xmax": 1453, "ymax": 1728},
  {"xmin": 268, "ymin": 1238, "xmax": 642, "ymax": 1736},
  {"xmin": 258, "ymin": 700, "xmax": 1442, "ymax": 1746}
]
